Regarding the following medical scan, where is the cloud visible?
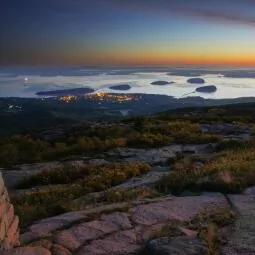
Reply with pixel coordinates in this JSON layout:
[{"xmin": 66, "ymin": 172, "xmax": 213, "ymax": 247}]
[
  {"xmin": 3, "ymin": 0, "xmax": 255, "ymax": 27},
  {"xmin": 106, "ymin": 0, "xmax": 255, "ymax": 27},
  {"xmin": 174, "ymin": 7, "xmax": 255, "ymax": 27}
]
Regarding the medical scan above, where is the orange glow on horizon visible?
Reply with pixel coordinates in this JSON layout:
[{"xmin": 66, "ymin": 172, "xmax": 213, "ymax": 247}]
[
  {"xmin": 6, "ymin": 45, "xmax": 255, "ymax": 67},
  {"xmin": 58, "ymin": 41, "xmax": 255, "ymax": 67},
  {"xmin": 71, "ymin": 50, "xmax": 255, "ymax": 67}
]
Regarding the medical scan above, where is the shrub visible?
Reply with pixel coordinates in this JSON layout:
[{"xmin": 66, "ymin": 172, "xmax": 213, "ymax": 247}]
[
  {"xmin": 156, "ymin": 148, "xmax": 255, "ymax": 194},
  {"xmin": 103, "ymin": 187, "xmax": 158, "ymax": 203},
  {"xmin": 0, "ymin": 120, "xmax": 220, "ymax": 167},
  {"xmin": 13, "ymin": 162, "xmax": 151, "ymax": 227},
  {"xmin": 216, "ymin": 139, "xmax": 253, "ymax": 152}
]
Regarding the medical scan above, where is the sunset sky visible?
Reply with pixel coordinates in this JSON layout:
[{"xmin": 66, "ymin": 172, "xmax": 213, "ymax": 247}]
[{"xmin": 1, "ymin": 0, "xmax": 255, "ymax": 66}]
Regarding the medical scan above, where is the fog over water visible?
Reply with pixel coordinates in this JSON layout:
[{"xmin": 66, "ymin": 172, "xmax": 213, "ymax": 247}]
[{"xmin": 0, "ymin": 67, "xmax": 255, "ymax": 99}]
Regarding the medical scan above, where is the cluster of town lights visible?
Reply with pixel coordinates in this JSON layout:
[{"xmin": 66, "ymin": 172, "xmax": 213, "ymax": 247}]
[{"xmin": 58, "ymin": 92, "xmax": 137, "ymax": 103}]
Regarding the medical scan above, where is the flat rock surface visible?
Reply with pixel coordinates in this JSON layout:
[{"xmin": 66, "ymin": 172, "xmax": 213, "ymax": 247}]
[
  {"xmin": 131, "ymin": 194, "xmax": 228, "ymax": 225},
  {"xmin": 2, "ymin": 247, "xmax": 51, "ymax": 255},
  {"xmin": 221, "ymin": 195, "xmax": 255, "ymax": 254},
  {"xmin": 114, "ymin": 171, "xmax": 169, "ymax": 189},
  {"xmin": 77, "ymin": 229, "xmax": 140, "ymax": 255},
  {"xmin": 2, "ymin": 162, "xmax": 59, "ymax": 189},
  {"xmin": 18, "ymin": 194, "xmax": 228, "ymax": 254},
  {"xmin": 51, "ymin": 244, "xmax": 72, "ymax": 255},
  {"xmin": 28, "ymin": 211, "xmax": 88, "ymax": 234},
  {"xmin": 2, "ymin": 170, "xmax": 46, "ymax": 190},
  {"xmin": 10, "ymin": 193, "xmax": 233, "ymax": 255},
  {"xmin": 54, "ymin": 212, "xmax": 132, "ymax": 251},
  {"xmin": 3, "ymin": 143, "xmax": 216, "ymax": 191},
  {"xmin": 244, "ymin": 186, "xmax": 255, "ymax": 195},
  {"xmin": 107, "ymin": 144, "xmax": 212, "ymax": 165},
  {"xmin": 145, "ymin": 236, "xmax": 207, "ymax": 255}
]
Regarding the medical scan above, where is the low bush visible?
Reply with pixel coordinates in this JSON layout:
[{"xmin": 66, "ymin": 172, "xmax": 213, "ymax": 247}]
[
  {"xmin": 0, "ymin": 121, "xmax": 220, "ymax": 167},
  {"xmin": 156, "ymin": 148, "xmax": 255, "ymax": 194},
  {"xmin": 102, "ymin": 187, "xmax": 158, "ymax": 203},
  {"xmin": 12, "ymin": 162, "xmax": 151, "ymax": 227}
]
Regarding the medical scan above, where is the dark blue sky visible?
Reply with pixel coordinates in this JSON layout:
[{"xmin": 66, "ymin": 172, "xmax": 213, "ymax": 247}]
[{"xmin": 1, "ymin": 0, "xmax": 255, "ymax": 66}]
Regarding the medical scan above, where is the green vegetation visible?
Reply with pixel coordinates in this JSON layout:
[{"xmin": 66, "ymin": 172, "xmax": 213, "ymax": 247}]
[
  {"xmin": 101, "ymin": 187, "xmax": 158, "ymax": 203},
  {"xmin": 190, "ymin": 207, "xmax": 235, "ymax": 255},
  {"xmin": 4, "ymin": 101, "xmax": 255, "ymax": 167},
  {"xmin": 157, "ymin": 146, "xmax": 255, "ymax": 194},
  {"xmin": 157, "ymin": 103, "xmax": 255, "ymax": 123},
  {"xmin": 0, "ymin": 120, "xmax": 219, "ymax": 167},
  {"xmin": 216, "ymin": 139, "xmax": 255, "ymax": 152},
  {"xmin": 189, "ymin": 207, "xmax": 235, "ymax": 231},
  {"xmin": 68, "ymin": 187, "xmax": 158, "ymax": 212},
  {"xmin": 17, "ymin": 162, "xmax": 150, "ymax": 189},
  {"xmin": 4, "ymin": 102, "xmax": 255, "ymax": 231},
  {"xmin": 139, "ymin": 203, "xmax": 235, "ymax": 255},
  {"xmin": 12, "ymin": 162, "xmax": 150, "ymax": 227},
  {"xmin": 0, "ymin": 135, "xmax": 49, "ymax": 166}
]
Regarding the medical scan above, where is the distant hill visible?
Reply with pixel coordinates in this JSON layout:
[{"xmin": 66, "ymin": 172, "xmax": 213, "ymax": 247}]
[
  {"xmin": 1, "ymin": 94, "xmax": 255, "ymax": 136},
  {"xmin": 36, "ymin": 87, "xmax": 94, "ymax": 96}
]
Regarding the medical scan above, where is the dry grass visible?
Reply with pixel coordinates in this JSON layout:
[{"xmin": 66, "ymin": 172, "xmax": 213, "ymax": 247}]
[
  {"xmin": 12, "ymin": 163, "xmax": 151, "ymax": 227},
  {"xmin": 206, "ymin": 224, "xmax": 220, "ymax": 255},
  {"xmin": 157, "ymin": 148, "xmax": 255, "ymax": 194},
  {"xmin": 189, "ymin": 207, "xmax": 235, "ymax": 255}
]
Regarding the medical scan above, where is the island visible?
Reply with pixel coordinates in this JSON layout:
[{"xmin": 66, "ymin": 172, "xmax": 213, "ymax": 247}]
[
  {"xmin": 196, "ymin": 85, "xmax": 217, "ymax": 93},
  {"xmin": 151, "ymin": 81, "xmax": 173, "ymax": 85},
  {"xmin": 36, "ymin": 87, "xmax": 95, "ymax": 96},
  {"xmin": 109, "ymin": 84, "xmax": 131, "ymax": 91},
  {"xmin": 187, "ymin": 78, "xmax": 205, "ymax": 84}
]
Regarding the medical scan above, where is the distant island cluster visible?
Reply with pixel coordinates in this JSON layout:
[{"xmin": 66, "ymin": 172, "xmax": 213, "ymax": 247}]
[
  {"xmin": 35, "ymin": 77, "xmax": 217, "ymax": 101},
  {"xmin": 186, "ymin": 78, "xmax": 217, "ymax": 93}
]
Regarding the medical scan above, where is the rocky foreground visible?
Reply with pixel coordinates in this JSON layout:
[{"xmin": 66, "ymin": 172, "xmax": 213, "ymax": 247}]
[
  {"xmin": 1, "ymin": 122, "xmax": 255, "ymax": 254},
  {"xmin": 2, "ymin": 191, "xmax": 255, "ymax": 255}
]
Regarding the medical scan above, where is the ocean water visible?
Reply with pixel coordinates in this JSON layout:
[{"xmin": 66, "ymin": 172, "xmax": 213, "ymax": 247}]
[{"xmin": 0, "ymin": 66, "xmax": 255, "ymax": 99}]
